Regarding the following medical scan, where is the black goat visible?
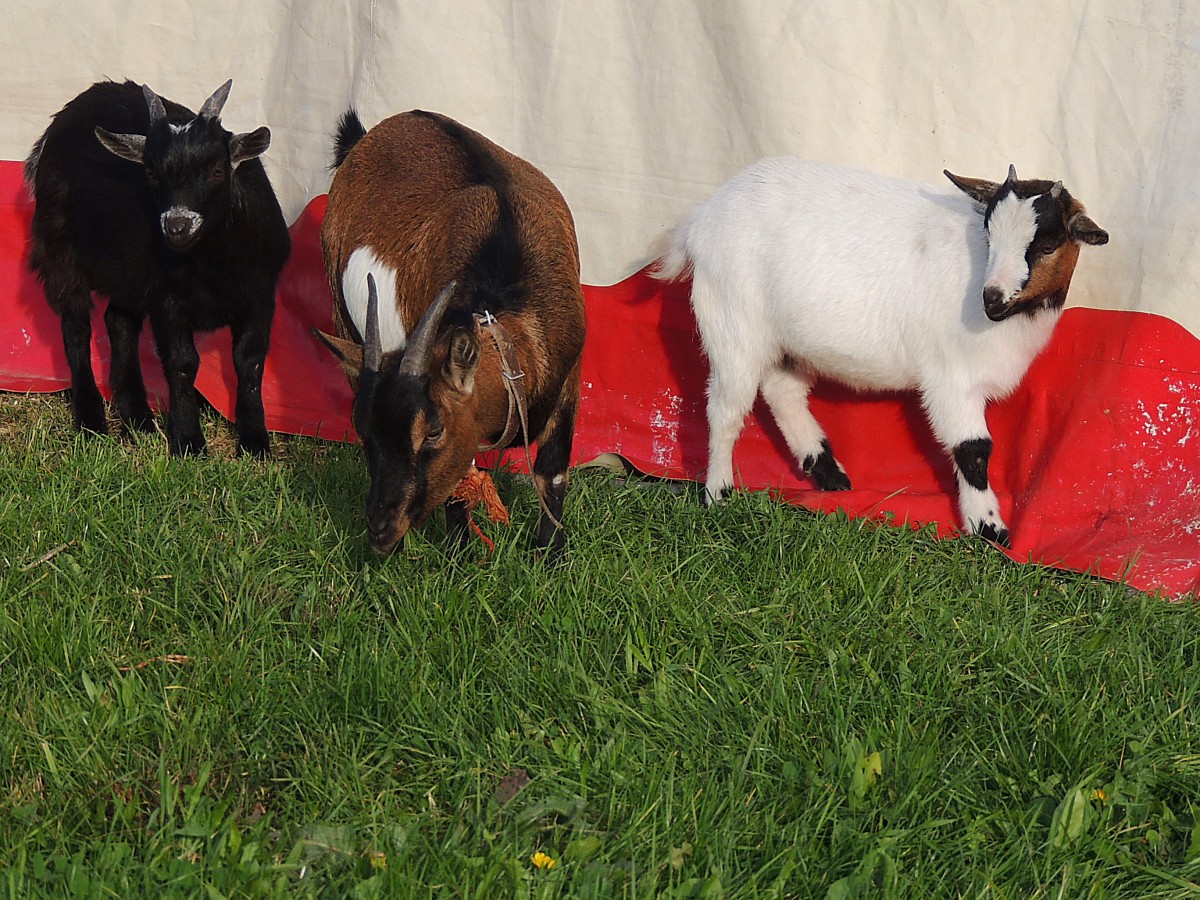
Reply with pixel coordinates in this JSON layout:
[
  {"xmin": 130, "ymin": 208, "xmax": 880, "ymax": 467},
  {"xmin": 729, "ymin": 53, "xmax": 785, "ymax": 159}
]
[{"xmin": 24, "ymin": 79, "xmax": 290, "ymax": 456}]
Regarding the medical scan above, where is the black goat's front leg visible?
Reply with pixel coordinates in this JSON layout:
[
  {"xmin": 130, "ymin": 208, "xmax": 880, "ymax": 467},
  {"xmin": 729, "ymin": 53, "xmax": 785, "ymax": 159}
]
[
  {"xmin": 150, "ymin": 307, "xmax": 205, "ymax": 456},
  {"xmin": 59, "ymin": 307, "xmax": 107, "ymax": 436},
  {"xmin": 230, "ymin": 304, "xmax": 274, "ymax": 458},
  {"xmin": 103, "ymin": 304, "xmax": 154, "ymax": 435}
]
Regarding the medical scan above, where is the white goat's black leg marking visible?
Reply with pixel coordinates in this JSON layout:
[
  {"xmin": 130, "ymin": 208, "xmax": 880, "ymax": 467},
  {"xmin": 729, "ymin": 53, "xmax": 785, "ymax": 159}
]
[
  {"xmin": 803, "ymin": 439, "xmax": 852, "ymax": 491},
  {"xmin": 924, "ymin": 388, "xmax": 1009, "ymax": 546},
  {"xmin": 760, "ymin": 366, "xmax": 851, "ymax": 491},
  {"xmin": 952, "ymin": 437, "xmax": 1010, "ymax": 547}
]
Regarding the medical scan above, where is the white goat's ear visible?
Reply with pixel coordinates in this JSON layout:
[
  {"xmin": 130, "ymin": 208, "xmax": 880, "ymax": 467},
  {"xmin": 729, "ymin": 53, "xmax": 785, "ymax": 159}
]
[
  {"xmin": 230, "ymin": 127, "xmax": 271, "ymax": 169},
  {"xmin": 1068, "ymin": 212, "xmax": 1109, "ymax": 246},
  {"xmin": 944, "ymin": 170, "xmax": 1001, "ymax": 206},
  {"xmin": 445, "ymin": 327, "xmax": 481, "ymax": 394},
  {"xmin": 94, "ymin": 127, "xmax": 146, "ymax": 163},
  {"xmin": 313, "ymin": 328, "xmax": 363, "ymax": 381}
]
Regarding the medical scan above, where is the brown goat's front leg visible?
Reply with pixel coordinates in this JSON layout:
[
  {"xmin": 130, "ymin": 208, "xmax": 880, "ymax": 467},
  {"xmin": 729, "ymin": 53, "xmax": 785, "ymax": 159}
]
[
  {"xmin": 150, "ymin": 306, "xmax": 205, "ymax": 457},
  {"xmin": 532, "ymin": 388, "xmax": 579, "ymax": 556}
]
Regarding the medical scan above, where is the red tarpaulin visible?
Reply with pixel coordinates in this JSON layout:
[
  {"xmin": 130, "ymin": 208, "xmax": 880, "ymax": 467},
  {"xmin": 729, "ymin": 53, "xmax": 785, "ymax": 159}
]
[{"xmin": 2, "ymin": 162, "xmax": 1197, "ymax": 596}]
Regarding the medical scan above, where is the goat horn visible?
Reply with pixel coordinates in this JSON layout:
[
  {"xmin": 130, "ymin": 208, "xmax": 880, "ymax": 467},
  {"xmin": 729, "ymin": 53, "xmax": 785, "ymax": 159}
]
[
  {"xmin": 198, "ymin": 79, "xmax": 233, "ymax": 120},
  {"xmin": 1006, "ymin": 163, "xmax": 1018, "ymax": 184},
  {"xmin": 362, "ymin": 273, "xmax": 382, "ymax": 374},
  {"xmin": 1050, "ymin": 181, "xmax": 1063, "ymax": 200},
  {"xmin": 142, "ymin": 84, "xmax": 167, "ymax": 124},
  {"xmin": 399, "ymin": 281, "xmax": 457, "ymax": 376}
]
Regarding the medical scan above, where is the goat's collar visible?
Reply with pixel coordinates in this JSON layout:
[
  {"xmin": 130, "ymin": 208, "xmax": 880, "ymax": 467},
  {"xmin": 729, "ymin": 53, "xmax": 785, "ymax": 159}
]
[
  {"xmin": 473, "ymin": 311, "xmax": 563, "ymax": 532},
  {"xmin": 475, "ymin": 311, "xmax": 526, "ymax": 453}
]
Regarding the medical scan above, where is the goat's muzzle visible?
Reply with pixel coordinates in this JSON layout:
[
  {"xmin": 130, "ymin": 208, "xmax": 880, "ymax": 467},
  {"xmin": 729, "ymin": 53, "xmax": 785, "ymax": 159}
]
[
  {"xmin": 161, "ymin": 208, "xmax": 203, "ymax": 250},
  {"xmin": 982, "ymin": 285, "xmax": 1012, "ymax": 322}
]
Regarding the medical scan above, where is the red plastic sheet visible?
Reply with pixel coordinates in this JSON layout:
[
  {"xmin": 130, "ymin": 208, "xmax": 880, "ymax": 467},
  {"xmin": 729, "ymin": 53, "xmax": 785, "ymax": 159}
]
[{"xmin": 2, "ymin": 162, "xmax": 1198, "ymax": 596}]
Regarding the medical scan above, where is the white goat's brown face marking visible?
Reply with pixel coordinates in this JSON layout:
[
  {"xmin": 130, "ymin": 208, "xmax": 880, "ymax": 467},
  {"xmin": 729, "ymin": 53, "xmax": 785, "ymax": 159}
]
[{"xmin": 947, "ymin": 167, "xmax": 1109, "ymax": 322}]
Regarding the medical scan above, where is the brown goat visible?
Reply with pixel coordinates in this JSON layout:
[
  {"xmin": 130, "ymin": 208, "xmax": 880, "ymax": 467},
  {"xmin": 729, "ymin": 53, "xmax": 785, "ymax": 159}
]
[{"xmin": 317, "ymin": 109, "xmax": 586, "ymax": 555}]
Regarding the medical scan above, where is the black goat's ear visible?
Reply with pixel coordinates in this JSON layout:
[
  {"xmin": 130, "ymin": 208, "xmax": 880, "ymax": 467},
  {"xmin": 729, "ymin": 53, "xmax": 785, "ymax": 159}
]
[
  {"xmin": 230, "ymin": 127, "xmax": 271, "ymax": 169},
  {"xmin": 94, "ymin": 127, "xmax": 146, "ymax": 163},
  {"xmin": 445, "ymin": 327, "xmax": 481, "ymax": 394},
  {"xmin": 944, "ymin": 170, "xmax": 1001, "ymax": 206},
  {"xmin": 1069, "ymin": 212, "xmax": 1109, "ymax": 246}
]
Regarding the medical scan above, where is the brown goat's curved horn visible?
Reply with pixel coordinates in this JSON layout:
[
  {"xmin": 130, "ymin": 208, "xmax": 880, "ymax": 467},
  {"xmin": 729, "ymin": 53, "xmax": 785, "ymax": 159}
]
[
  {"xmin": 362, "ymin": 273, "xmax": 382, "ymax": 375},
  {"xmin": 198, "ymin": 79, "xmax": 233, "ymax": 120},
  {"xmin": 399, "ymin": 281, "xmax": 456, "ymax": 376},
  {"xmin": 142, "ymin": 84, "xmax": 167, "ymax": 123}
]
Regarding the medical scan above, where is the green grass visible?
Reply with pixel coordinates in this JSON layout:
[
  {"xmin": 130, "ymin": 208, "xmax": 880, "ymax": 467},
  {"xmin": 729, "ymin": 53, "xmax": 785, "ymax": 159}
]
[{"xmin": 1, "ymin": 393, "xmax": 1198, "ymax": 898}]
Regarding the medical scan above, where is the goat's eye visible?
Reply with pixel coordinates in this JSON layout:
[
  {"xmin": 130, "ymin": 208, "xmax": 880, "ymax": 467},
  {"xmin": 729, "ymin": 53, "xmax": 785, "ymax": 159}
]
[
  {"xmin": 1036, "ymin": 241, "xmax": 1059, "ymax": 258},
  {"xmin": 208, "ymin": 161, "xmax": 226, "ymax": 182},
  {"xmin": 425, "ymin": 424, "xmax": 445, "ymax": 445}
]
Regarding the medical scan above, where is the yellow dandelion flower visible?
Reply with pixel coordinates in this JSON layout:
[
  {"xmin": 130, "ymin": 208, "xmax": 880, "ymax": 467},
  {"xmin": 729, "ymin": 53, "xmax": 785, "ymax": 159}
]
[
  {"xmin": 1093, "ymin": 788, "xmax": 1107, "ymax": 802},
  {"xmin": 531, "ymin": 851, "xmax": 557, "ymax": 870},
  {"xmin": 369, "ymin": 850, "xmax": 388, "ymax": 870}
]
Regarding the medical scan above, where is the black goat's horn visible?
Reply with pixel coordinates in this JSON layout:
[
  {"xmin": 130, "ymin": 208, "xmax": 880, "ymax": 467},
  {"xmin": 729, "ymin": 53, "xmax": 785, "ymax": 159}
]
[
  {"xmin": 198, "ymin": 79, "xmax": 232, "ymax": 120},
  {"xmin": 399, "ymin": 281, "xmax": 456, "ymax": 376},
  {"xmin": 362, "ymin": 273, "xmax": 382, "ymax": 375},
  {"xmin": 142, "ymin": 84, "xmax": 167, "ymax": 123}
]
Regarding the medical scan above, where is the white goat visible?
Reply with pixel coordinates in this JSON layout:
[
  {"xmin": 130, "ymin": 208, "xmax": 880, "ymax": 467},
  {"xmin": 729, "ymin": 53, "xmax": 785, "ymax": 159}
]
[{"xmin": 652, "ymin": 159, "xmax": 1108, "ymax": 546}]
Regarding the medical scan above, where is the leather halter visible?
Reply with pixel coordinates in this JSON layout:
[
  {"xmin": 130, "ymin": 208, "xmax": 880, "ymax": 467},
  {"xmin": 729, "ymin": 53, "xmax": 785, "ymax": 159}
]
[
  {"xmin": 473, "ymin": 311, "xmax": 562, "ymax": 530},
  {"xmin": 475, "ymin": 311, "xmax": 526, "ymax": 453}
]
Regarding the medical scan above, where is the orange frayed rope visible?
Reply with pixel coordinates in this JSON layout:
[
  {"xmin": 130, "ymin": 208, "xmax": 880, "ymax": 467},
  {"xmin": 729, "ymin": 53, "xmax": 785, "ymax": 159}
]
[{"xmin": 450, "ymin": 465, "xmax": 510, "ymax": 553}]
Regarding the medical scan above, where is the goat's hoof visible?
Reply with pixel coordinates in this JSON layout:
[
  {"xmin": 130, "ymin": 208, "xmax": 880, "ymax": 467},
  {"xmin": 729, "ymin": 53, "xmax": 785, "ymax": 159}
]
[
  {"xmin": 804, "ymin": 444, "xmax": 852, "ymax": 491},
  {"xmin": 170, "ymin": 434, "xmax": 208, "ymax": 457},
  {"xmin": 976, "ymin": 523, "xmax": 1011, "ymax": 549},
  {"xmin": 73, "ymin": 405, "xmax": 109, "ymax": 437},
  {"xmin": 703, "ymin": 485, "xmax": 734, "ymax": 506},
  {"xmin": 811, "ymin": 469, "xmax": 852, "ymax": 491},
  {"xmin": 120, "ymin": 412, "xmax": 156, "ymax": 436},
  {"xmin": 237, "ymin": 433, "xmax": 272, "ymax": 459}
]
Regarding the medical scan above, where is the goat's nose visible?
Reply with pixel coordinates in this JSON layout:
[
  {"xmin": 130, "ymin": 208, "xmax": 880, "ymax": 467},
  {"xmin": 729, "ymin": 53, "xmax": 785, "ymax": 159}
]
[
  {"xmin": 983, "ymin": 285, "xmax": 1006, "ymax": 311},
  {"xmin": 161, "ymin": 209, "xmax": 201, "ymax": 245}
]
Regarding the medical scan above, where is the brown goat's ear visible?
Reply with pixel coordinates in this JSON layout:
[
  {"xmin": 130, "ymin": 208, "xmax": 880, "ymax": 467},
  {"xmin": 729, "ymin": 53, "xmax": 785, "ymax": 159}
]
[
  {"xmin": 95, "ymin": 127, "xmax": 146, "ymax": 163},
  {"xmin": 231, "ymin": 127, "xmax": 271, "ymax": 168},
  {"xmin": 445, "ymin": 327, "xmax": 481, "ymax": 394},
  {"xmin": 944, "ymin": 170, "xmax": 1001, "ymax": 205},
  {"xmin": 1068, "ymin": 212, "xmax": 1109, "ymax": 246},
  {"xmin": 313, "ymin": 328, "xmax": 363, "ymax": 380}
]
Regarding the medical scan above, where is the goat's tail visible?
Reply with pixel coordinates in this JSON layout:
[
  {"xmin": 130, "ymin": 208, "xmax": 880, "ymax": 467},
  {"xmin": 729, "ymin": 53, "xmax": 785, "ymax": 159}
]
[
  {"xmin": 330, "ymin": 108, "xmax": 368, "ymax": 170},
  {"xmin": 23, "ymin": 133, "xmax": 46, "ymax": 196},
  {"xmin": 647, "ymin": 222, "xmax": 693, "ymax": 282}
]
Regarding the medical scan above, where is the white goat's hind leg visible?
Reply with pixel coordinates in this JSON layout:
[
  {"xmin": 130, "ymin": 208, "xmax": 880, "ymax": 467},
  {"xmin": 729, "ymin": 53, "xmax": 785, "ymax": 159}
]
[
  {"xmin": 703, "ymin": 367, "xmax": 759, "ymax": 505},
  {"xmin": 760, "ymin": 366, "xmax": 850, "ymax": 490},
  {"xmin": 923, "ymin": 388, "xmax": 1010, "ymax": 547}
]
